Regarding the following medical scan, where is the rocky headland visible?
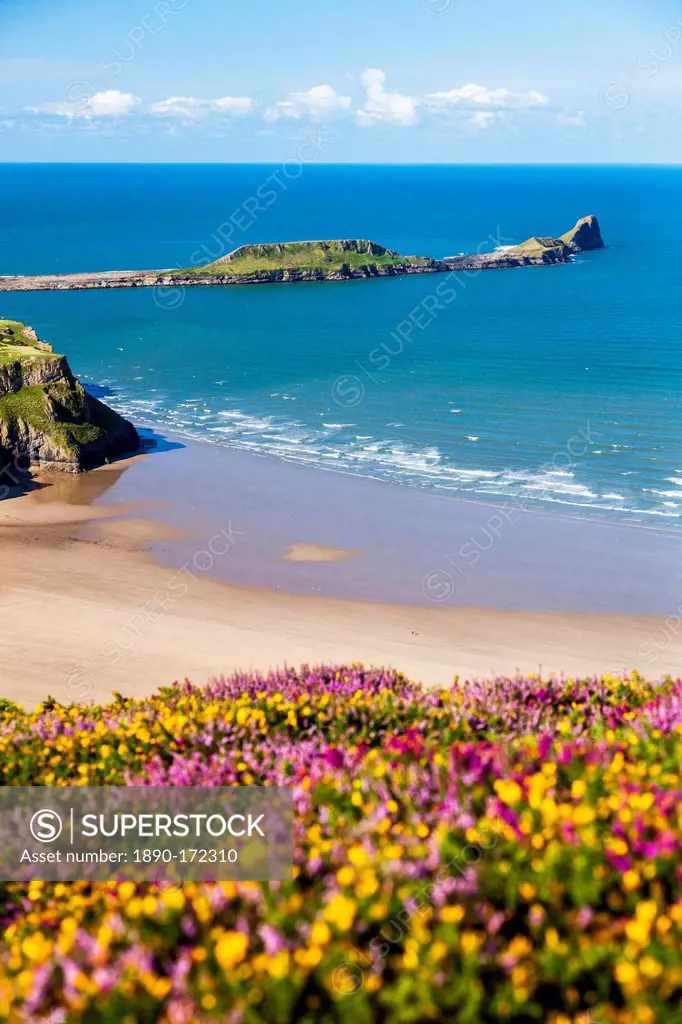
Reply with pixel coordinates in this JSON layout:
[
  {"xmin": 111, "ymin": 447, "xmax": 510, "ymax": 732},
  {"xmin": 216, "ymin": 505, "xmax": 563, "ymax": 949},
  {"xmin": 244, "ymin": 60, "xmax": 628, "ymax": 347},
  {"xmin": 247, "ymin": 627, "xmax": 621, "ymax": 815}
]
[
  {"xmin": 0, "ymin": 320, "xmax": 138, "ymax": 477},
  {"xmin": 0, "ymin": 216, "xmax": 604, "ymax": 293}
]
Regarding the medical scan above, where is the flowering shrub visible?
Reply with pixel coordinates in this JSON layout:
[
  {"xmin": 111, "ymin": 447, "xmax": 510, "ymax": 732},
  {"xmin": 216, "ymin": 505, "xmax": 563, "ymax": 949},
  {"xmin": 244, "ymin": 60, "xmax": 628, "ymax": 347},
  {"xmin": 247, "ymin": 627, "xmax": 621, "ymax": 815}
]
[{"xmin": 1, "ymin": 666, "xmax": 681, "ymax": 1023}]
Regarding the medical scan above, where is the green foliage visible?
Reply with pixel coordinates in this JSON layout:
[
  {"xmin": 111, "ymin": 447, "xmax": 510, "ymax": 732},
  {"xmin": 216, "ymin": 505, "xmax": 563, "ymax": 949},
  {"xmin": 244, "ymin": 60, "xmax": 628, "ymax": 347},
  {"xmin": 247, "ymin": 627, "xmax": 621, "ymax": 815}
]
[
  {"xmin": 0, "ymin": 384, "xmax": 104, "ymax": 453},
  {"xmin": 0, "ymin": 320, "xmax": 53, "ymax": 365},
  {"xmin": 181, "ymin": 240, "xmax": 431, "ymax": 277}
]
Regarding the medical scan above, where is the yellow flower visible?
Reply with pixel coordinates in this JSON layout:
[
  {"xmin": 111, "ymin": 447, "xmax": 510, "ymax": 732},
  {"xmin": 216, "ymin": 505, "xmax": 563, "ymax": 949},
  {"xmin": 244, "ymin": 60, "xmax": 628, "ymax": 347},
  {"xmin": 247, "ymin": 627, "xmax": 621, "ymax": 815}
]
[
  {"xmin": 265, "ymin": 950, "xmax": 291, "ymax": 978},
  {"xmin": 310, "ymin": 920, "xmax": 331, "ymax": 946},
  {"xmin": 460, "ymin": 931, "xmax": 483, "ymax": 955},
  {"xmin": 21, "ymin": 934, "xmax": 52, "ymax": 963},
  {"xmin": 572, "ymin": 805, "xmax": 595, "ymax": 825},
  {"xmin": 145, "ymin": 976, "xmax": 172, "ymax": 999},
  {"xmin": 336, "ymin": 866, "xmax": 355, "ymax": 886},
  {"xmin": 160, "ymin": 888, "xmax": 186, "ymax": 912},
  {"xmin": 440, "ymin": 905, "xmax": 465, "ymax": 924},
  {"xmin": 639, "ymin": 956, "xmax": 663, "ymax": 979},
  {"xmin": 142, "ymin": 894, "xmax": 158, "ymax": 916},
  {"xmin": 356, "ymin": 870, "xmax": 379, "ymax": 899},
  {"xmin": 637, "ymin": 901, "xmax": 657, "ymax": 921},
  {"xmin": 625, "ymin": 918, "xmax": 650, "ymax": 945},
  {"xmin": 615, "ymin": 961, "xmax": 638, "ymax": 985},
  {"xmin": 507, "ymin": 935, "xmax": 532, "ymax": 958},
  {"xmin": 494, "ymin": 780, "xmax": 523, "ymax": 806},
  {"xmin": 215, "ymin": 931, "xmax": 249, "ymax": 971},
  {"xmin": 348, "ymin": 844, "xmax": 370, "ymax": 868},
  {"xmin": 295, "ymin": 946, "xmax": 322, "ymax": 968},
  {"xmin": 324, "ymin": 894, "xmax": 357, "ymax": 931},
  {"xmin": 118, "ymin": 881, "xmax": 136, "ymax": 902},
  {"xmin": 622, "ymin": 870, "xmax": 641, "ymax": 892}
]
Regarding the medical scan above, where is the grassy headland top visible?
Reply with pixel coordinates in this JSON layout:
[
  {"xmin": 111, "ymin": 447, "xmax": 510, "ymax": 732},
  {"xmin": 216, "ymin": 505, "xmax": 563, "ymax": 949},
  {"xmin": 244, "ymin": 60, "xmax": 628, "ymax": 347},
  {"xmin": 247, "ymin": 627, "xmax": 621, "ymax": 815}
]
[{"xmin": 182, "ymin": 239, "xmax": 434, "ymax": 276}]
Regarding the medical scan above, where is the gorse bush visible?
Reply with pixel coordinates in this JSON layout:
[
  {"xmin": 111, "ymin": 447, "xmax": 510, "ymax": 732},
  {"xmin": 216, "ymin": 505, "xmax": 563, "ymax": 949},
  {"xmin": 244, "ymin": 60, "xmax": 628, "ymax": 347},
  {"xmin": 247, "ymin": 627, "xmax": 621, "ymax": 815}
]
[{"xmin": 1, "ymin": 666, "xmax": 681, "ymax": 1023}]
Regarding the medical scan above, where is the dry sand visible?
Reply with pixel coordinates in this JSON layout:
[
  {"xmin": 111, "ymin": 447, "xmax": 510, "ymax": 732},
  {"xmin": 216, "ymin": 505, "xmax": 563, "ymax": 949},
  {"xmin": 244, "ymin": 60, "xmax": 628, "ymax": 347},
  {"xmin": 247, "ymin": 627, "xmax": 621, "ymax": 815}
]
[
  {"xmin": 282, "ymin": 543, "xmax": 360, "ymax": 562},
  {"xmin": 1, "ymin": 467, "xmax": 679, "ymax": 709}
]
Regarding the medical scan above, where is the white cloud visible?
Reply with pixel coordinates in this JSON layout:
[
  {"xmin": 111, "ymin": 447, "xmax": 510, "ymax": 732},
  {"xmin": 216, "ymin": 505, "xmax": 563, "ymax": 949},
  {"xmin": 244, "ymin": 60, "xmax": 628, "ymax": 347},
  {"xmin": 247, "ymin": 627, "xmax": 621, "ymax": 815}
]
[
  {"xmin": 425, "ymin": 83, "xmax": 549, "ymax": 111},
  {"xmin": 468, "ymin": 111, "xmax": 499, "ymax": 130},
  {"xmin": 90, "ymin": 90, "xmax": 141, "ymax": 117},
  {"xmin": 356, "ymin": 68, "xmax": 418, "ymax": 127},
  {"xmin": 148, "ymin": 95, "xmax": 253, "ymax": 120},
  {"xmin": 556, "ymin": 110, "xmax": 586, "ymax": 127},
  {"xmin": 26, "ymin": 89, "xmax": 141, "ymax": 120},
  {"xmin": 20, "ymin": 75, "xmax": 556, "ymax": 137},
  {"xmin": 265, "ymin": 84, "xmax": 351, "ymax": 122}
]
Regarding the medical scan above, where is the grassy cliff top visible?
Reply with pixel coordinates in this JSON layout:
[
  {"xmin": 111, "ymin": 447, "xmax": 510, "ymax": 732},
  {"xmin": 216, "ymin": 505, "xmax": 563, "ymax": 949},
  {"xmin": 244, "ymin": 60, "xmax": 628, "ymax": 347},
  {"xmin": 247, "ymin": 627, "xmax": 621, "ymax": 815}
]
[
  {"xmin": 508, "ymin": 236, "xmax": 572, "ymax": 258},
  {"xmin": 509, "ymin": 216, "xmax": 604, "ymax": 258},
  {"xmin": 0, "ymin": 319, "xmax": 54, "ymax": 364},
  {"xmin": 182, "ymin": 239, "xmax": 432, "ymax": 277}
]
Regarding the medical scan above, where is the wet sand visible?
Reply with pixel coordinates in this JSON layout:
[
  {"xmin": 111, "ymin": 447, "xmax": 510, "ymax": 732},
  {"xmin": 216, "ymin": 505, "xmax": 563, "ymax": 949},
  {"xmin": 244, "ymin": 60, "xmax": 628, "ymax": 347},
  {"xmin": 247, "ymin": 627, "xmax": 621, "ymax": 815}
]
[
  {"xmin": 86, "ymin": 437, "xmax": 682, "ymax": 614},
  {"xmin": 0, "ymin": 440, "xmax": 680, "ymax": 708}
]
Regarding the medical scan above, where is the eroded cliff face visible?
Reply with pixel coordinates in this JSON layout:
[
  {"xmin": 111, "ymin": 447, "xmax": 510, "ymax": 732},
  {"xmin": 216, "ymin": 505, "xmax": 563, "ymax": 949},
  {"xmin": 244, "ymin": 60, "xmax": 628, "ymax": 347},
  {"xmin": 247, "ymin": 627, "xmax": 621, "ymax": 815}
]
[
  {"xmin": 0, "ymin": 321, "xmax": 138, "ymax": 477},
  {"xmin": 560, "ymin": 215, "xmax": 605, "ymax": 252},
  {"xmin": 0, "ymin": 352, "xmax": 74, "ymax": 393}
]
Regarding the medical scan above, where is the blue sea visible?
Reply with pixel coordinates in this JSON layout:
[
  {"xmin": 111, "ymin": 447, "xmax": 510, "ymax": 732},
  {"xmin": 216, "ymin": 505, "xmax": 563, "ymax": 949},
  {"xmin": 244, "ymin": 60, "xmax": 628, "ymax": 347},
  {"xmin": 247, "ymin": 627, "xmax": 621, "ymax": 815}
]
[{"xmin": 1, "ymin": 163, "xmax": 681, "ymax": 525}]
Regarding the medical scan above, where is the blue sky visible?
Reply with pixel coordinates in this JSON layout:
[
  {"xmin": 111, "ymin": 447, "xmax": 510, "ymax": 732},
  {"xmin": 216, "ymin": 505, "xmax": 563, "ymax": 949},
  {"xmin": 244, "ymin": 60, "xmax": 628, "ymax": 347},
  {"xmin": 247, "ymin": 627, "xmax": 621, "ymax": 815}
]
[{"xmin": 2, "ymin": 0, "xmax": 681, "ymax": 162}]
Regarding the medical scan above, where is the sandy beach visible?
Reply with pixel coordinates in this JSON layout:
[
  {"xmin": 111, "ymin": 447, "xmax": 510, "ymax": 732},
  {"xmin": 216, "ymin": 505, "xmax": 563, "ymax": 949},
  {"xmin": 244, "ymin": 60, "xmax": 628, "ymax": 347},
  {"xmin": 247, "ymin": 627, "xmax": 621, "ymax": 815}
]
[{"xmin": 1, "ymin": 445, "xmax": 680, "ymax": 709}]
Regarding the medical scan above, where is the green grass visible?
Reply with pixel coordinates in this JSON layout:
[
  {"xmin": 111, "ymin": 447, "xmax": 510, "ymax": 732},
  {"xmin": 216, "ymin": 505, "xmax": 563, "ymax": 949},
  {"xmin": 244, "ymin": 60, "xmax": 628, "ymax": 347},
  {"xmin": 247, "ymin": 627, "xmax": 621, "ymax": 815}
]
[
  {"xmin": 508, "ymin": 235, "xmax": 569, "ymax": 256},
  {"xmin": 0, "ymin": 320, "xmax": 54, "ymax": 365},
  {"xmin": 179, "ymin": 240, "xmax": 432, "ymax": 277},
  {"xmin": 0, "ymin": 319, "xmax": 135, "ymax": 469},
  {"xmin": 0, "ymin": 383, "xmax": 105, "ymax": 454}
]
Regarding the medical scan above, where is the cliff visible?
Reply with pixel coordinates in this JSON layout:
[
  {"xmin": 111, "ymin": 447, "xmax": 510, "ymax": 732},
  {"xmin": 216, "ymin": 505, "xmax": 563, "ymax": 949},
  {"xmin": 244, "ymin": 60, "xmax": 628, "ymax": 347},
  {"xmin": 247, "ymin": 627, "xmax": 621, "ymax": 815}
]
[
  {"xmin": 560, "ymin": 214, "xmax": 605, "ymax": 252},
  {"xmin": 0, "ymin": 320, "xmax": 138, "ymax": 475},
  {"xmin": 506, "ymin": 214, "xmax": 605, "ymax": 263},
  {"xmin": 0, "ymin": 216, "xmax": 605, "ymax": 293}
]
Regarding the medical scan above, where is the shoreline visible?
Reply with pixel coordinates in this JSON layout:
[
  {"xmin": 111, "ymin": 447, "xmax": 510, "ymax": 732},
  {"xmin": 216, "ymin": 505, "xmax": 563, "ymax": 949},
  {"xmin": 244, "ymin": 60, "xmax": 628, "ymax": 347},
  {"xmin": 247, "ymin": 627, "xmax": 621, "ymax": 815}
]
[
  {"xmin": 77, "ymin": 433, "xmax": 682, "ymax": 614},
  {"xmin": 117, "ymin": 419, "xmax": 681, "ymax": 536},
  {"xmin": 1, "ymin": 439, "xmax": 680, "ymax": 708}
]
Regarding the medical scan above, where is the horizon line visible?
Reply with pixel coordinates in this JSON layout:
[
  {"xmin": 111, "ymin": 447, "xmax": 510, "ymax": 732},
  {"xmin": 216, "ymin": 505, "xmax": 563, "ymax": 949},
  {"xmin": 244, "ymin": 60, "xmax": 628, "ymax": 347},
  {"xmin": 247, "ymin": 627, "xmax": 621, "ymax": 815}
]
[{"xmin": 2, "ymin": 160, "xmax": 682, "ymax": 168}]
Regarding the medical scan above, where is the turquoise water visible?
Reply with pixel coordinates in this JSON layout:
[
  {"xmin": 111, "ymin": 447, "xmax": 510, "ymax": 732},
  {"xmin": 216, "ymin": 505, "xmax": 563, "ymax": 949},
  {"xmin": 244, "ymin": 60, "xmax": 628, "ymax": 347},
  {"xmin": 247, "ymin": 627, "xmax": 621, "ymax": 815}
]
[{"xmin": 1, "ymin": 164, "xmax": 681, "ymax": 524}]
